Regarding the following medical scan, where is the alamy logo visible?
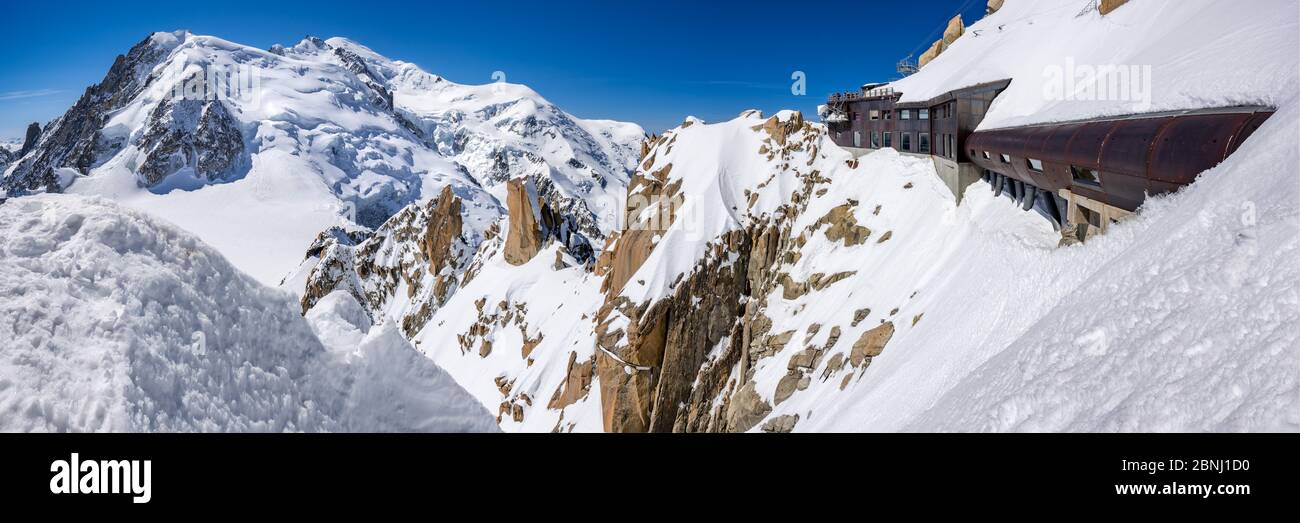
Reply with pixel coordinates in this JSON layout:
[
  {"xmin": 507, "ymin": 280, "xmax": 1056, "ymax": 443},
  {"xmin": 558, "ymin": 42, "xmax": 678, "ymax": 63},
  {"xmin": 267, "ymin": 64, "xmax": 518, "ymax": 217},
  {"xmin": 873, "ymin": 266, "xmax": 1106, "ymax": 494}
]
[
  {"xmin": 1042, "ymin": 57, "xmax": 1152, "ymax": 111},
  {"xmin": 49, "ymin": 453, "xmax": 152, "ymax": 504}
]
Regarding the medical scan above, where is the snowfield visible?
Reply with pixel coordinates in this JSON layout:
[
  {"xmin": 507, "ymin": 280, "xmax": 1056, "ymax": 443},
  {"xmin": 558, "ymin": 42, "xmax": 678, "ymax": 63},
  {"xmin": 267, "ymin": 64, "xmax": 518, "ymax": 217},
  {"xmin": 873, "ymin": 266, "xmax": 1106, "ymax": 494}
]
[{"xmin": 0, "ymin": 195, "xmax": 497, "ymax": 432}]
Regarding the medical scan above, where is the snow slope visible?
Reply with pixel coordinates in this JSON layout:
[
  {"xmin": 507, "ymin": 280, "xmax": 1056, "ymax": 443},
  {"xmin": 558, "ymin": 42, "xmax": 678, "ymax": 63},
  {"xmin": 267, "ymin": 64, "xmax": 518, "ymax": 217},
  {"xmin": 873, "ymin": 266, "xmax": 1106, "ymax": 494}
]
[
  {"xmin": 890, "ymin": 0, "xmax": 1299, "ymax": 129},
  {"xmin": 825, "ymin": 102, "xmax": 1300, "ymax": 432},
  {"xmin": 276, "ymin": 0, "xmax": 1297, "ymax": 433},
  {"xmin": 591, "ymin": 100, "xmax": 1295, "ymax": 433},
  {"xmin": 0, "ymin": 195, "xmax": 497, "ymax": 432}
]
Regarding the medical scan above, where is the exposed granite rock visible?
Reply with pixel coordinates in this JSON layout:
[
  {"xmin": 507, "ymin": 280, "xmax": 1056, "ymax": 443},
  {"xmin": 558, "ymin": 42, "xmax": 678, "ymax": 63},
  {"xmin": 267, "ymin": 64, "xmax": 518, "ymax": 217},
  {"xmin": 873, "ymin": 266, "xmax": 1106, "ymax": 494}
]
[
  {"xmin": 1100, "ymin": 0, "xmax": 1129, "ymax": 15},
  {"xmin": 814, "ymin": 203, "xmax": 871, "ymax": 246},
  {"xmin": 18, "ymin": 122, "xmax": 41, "ymax": 158},
  {"xmin": 137, "ymin": 98, "xmax": 245, "ymax": 187},
  {"xmin": 547, "ymin": 351, "xmax": 594, "ymax": 409},
  {"xmin": 761, "ymin": 414, "xmax": 800, "ymax": 433},
  {"xmin": 3, "ymin": 34, "xmax": 173, "ymax": 194},
  {"xmin": 850, "ymin": 321, "xmax": 895, "ymax": 368},
  {"xmin": 918, "ymin": 15, "xmax": 966, "ymax": 68}
]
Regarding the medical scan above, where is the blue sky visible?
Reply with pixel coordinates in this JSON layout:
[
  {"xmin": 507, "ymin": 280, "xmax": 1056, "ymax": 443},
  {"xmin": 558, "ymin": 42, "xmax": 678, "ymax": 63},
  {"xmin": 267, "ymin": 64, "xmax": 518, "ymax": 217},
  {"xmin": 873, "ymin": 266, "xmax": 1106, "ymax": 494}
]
[{"xmin": 0, "ymin": 0, "xmax": 987, "ymax": 139}]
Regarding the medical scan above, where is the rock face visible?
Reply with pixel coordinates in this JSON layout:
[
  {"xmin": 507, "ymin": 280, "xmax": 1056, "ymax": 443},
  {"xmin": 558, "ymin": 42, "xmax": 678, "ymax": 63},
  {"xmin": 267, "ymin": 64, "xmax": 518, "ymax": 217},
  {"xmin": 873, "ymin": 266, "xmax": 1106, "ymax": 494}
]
[
  {"xmin": 593, "ymin": 111, "xmax": 847, "ymax": 433},
  {"xmin": 3, "ymin": 34, "xmax": 172, "ymax": 194},
  {"xmin": 943, "ymin": 15, "xmax": 965, "ymax": 45},
  {"xmin": 504, "ymin": 178, "xmax": 546, "ymax": 265},
  {"xmin": 503, "ymin": 177, "xmax": 596, "ymax": 266},
  {"xmin": 919, "ymin": 15, "xmax": 965, "ymax": 68},
  {"xmin": 548, "ymin": 352, "xmax": 594, "ymax": 410},
  {"xmin": 1099, "ymin": 0, "xmax": 1129, "ymax": 15},
  {"xmin": 987, "ymin": 0, "xmax": 1004, "ymax": 15},
  {"xmin": 300, "ymin": 187, "xmax": 473, "ymax": 337},
  {"xmin": 18, "ymin": 122, "xmax": 41, "ymax": 158},
  {"xmin": 136, "ymin": 98, "xmax": 245, "ymax": 187},
  {"xmin": 850, "ymin": 322, "xmax": 895, "ymax": 368}
]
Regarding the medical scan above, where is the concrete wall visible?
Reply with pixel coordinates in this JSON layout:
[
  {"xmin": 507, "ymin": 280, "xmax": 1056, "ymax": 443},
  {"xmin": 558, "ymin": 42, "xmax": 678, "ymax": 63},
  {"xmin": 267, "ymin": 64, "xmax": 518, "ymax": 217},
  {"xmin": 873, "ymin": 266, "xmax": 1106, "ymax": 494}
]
[{"xmin": 930, "ymin": 155, "xmax": 982, "ymax": 203}]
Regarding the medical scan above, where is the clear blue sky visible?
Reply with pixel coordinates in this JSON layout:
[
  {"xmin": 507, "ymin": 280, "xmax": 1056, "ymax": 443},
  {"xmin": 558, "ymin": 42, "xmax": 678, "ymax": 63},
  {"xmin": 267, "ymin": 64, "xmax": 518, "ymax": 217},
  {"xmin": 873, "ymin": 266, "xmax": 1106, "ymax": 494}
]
[{"xmin": 0, "ymin": 0, "xmax": 988, "ymax": 139}]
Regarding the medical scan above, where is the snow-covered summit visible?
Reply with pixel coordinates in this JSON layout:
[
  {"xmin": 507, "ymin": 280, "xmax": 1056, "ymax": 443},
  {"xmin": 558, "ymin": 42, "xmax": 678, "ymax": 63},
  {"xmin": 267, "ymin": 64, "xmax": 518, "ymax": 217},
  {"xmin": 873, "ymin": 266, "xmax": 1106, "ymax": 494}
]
[{"xmin": 2, "ymin": 31, "xmax": 642, "ymax": 285}]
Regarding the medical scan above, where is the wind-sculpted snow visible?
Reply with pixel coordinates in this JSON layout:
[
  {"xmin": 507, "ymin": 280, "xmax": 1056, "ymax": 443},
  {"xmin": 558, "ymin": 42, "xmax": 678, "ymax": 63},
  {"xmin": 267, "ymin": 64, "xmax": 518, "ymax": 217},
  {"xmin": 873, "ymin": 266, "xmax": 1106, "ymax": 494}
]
[{"xmin": 0, "ymin": 195, "xmax": 497, "ymax": 432}]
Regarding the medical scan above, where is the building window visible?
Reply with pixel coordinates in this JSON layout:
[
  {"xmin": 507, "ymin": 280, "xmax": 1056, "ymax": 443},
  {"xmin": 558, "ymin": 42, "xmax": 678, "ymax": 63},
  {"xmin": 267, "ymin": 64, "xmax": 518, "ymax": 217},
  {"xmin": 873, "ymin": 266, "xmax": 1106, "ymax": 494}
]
[
  {"xmin": 1070, "ymin": 165, "xmax": 1101, "ymax": 187},
  {"xmin": 871, "ymin": 131, "xmax": 880, "ymax": 148},
  {"xmin": 919, "ymin": 109, "xmax": 930, "ymax": 120},
  {"xmin": 900, "ymin": 110, "xmax": 911, "ymax": 120},
  {"xmin": 853, "ymin": 132, "xmax": 861, "ymax": 148},
  {"xmin": 869, "ymin": 110, "xmax": 880, "ymax": 120},
  {"xmin": 982, "ymin": 151, "xmax": 991, "ymax": 160},
  {"xmin": 1000, "ymin": 153, "xmax": 1012, "ymax": 164},
  {"xmin": 901, "ymin": 133, "xmax": 912, "ymax": 151},
  {"xmin": 948, "ymin": 135, "xmax": 955, "ymax": 159},
  {"xmin": 883, "ymin": 132, "xmax": 892, "ymax": 148},
  {"xmin": 884, "ymin": 110, "xmax": 893, "ymax": 120},
  {"xmin": 1027, "ymin": 158, "xmax": 1044, "ymax": 172},
  {"xmin": 919, "ymin": 133, "xmax": 930, "ymax": 153}
]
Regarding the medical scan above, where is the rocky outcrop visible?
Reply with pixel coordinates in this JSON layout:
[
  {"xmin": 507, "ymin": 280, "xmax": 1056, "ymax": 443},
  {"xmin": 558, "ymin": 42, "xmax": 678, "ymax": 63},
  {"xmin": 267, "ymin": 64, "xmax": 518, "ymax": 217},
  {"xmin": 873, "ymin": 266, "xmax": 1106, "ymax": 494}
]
[
  {"xmin": 849, "ymin": 322, "xmax": 895, "ymax": 368},
  {"xmin": 137, "ymin": 98, "xmax": 245, "ymax": 187},
  {"xmin": 3, "ymin": 34, "xmax": 173, "ymax": 194},
  {"xmin": 814, "ymin": 202, "xmax": 872, "ymax": 247},
  {"xmin": 503, "ymin": 177, "xmax": 597, "ymax": 266},
  {"xmin": 1099, "ymin": 0, "xmax": 1129, "ymax": 15},
  {"xmin": 919, "ymin": 15, "xmax": 965, "ymax": 68},
  {"xmin": 300, "ymin": 187, "xmax": 473, "ymax": 337},
  {"xmin": 987, "ymin": 0, "xmax": 1004, "ymax": 15},
  {"xmin": 504, "ymin": 179, "xmax": 546, "ymax": 265},
  {"xmin": 594, "ymin": 112, "xmax": 844, "ymax": 433},
  {"xmin": 18, "ymin": 123, "xmax": 41, "ymax": 158},
  {"xmin": 598, "ymin": 161, "xmax": 679, "ymax": 297},
  {"xmin": 548, "ymin": 352, "xmax": 594, "ymax": 409}
]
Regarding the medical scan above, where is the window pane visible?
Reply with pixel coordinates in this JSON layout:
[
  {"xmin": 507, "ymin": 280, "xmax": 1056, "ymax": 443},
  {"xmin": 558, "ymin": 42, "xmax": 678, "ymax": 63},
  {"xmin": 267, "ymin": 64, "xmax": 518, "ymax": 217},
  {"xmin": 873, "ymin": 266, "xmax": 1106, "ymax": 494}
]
[
  {"xmin": 1027, "ymin": 158, "xmax": 1044, "ymax": 172},
  {"xmin": 1070, "ymin": 165, "xmax": 1101, "ymax": 186},
  {"xmin": 919, "ymin": 109, "xmax": 929, "ymax": 120}
]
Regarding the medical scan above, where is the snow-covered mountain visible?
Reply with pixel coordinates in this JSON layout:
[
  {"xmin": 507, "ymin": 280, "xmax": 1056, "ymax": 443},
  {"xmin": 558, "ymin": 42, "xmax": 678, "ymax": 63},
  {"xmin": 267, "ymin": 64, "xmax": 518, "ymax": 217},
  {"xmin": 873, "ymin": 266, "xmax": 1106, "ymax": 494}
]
[
  {"xmin": 3, "ymin": 0, "xmax": 1296, "ymax": 433},
  {"xmin": 1, "ymin": 31, "xmax": 641, "ymax": 284},
  {"xmin": 291, "ymin": 0, "xmax": 1297, "ymax": 432}
]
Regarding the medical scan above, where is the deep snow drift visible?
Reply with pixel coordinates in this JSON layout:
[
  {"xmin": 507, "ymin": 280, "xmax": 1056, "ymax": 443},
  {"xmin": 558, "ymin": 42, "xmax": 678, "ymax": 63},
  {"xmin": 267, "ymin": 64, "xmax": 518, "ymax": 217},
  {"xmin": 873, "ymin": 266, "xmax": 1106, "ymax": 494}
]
[{"xmin": 0, "ymin": 195, "xmax": 497, "ymax": 432}]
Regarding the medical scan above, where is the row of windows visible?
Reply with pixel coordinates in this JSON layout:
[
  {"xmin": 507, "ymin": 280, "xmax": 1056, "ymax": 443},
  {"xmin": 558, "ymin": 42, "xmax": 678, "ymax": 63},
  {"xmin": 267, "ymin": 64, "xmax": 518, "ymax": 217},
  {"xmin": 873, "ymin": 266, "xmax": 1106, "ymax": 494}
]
[
  {"xmin": 858, "ymin": 131, "xmax": 933, "ymax": 154},
  {"xmin": 869, "ymin": 107, "xmax": 940, "ymax": 121},
  {"xmin": 853, "ymin": 101, "xmax": 955, "ymax": 124},
  {"xmin": 978, "ymin": 150, "xmax": 1104, "ymax": 188}
]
